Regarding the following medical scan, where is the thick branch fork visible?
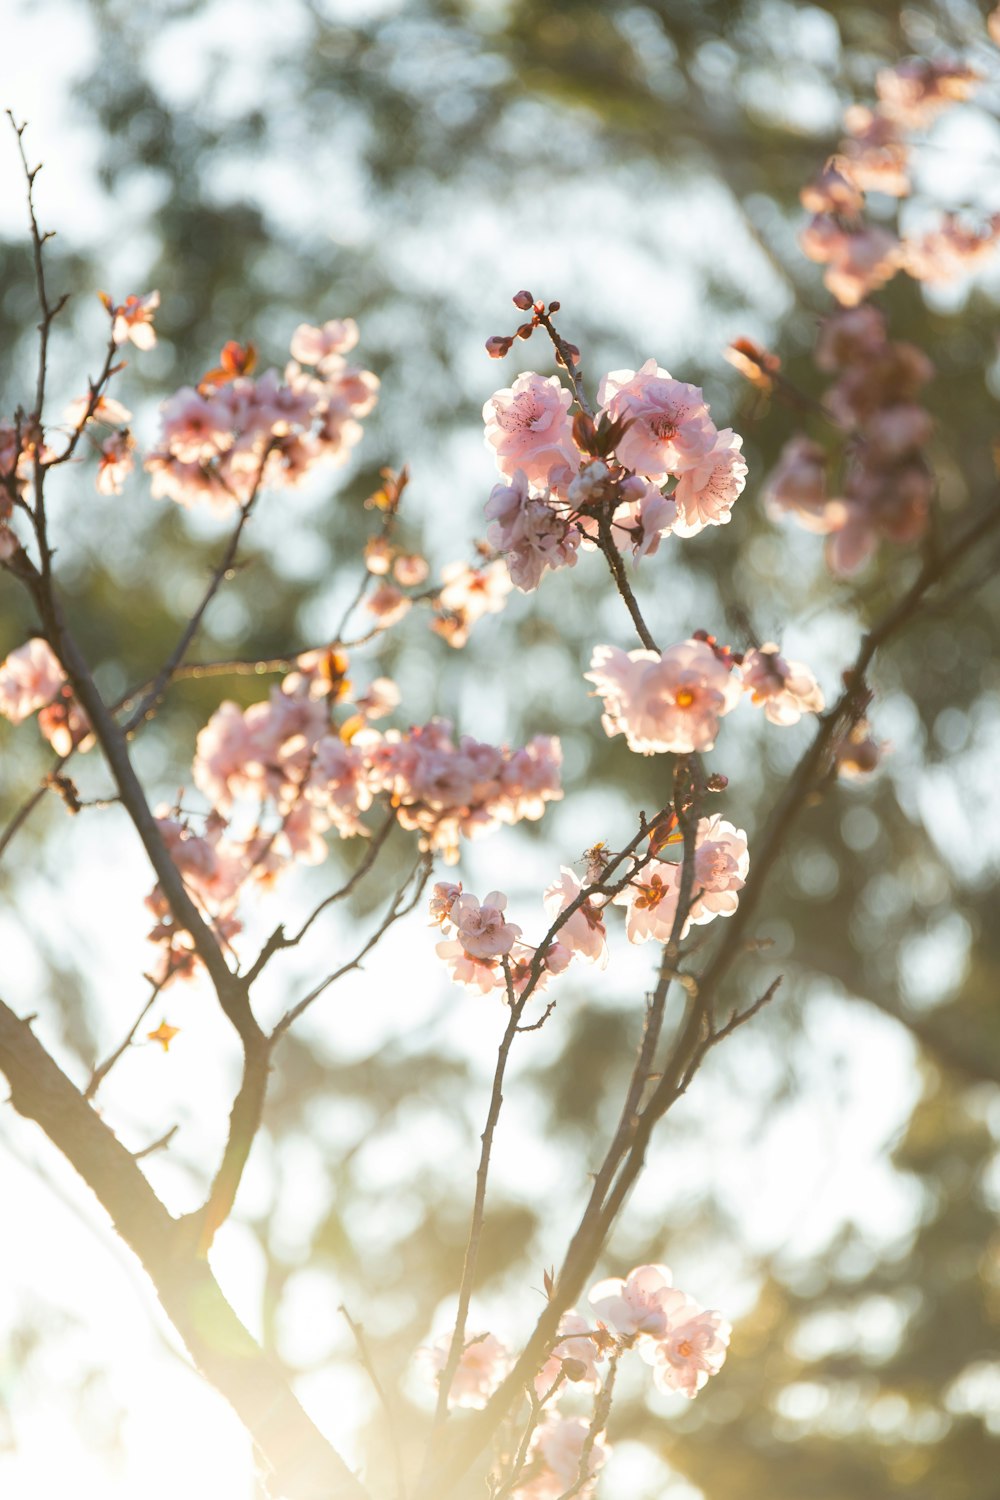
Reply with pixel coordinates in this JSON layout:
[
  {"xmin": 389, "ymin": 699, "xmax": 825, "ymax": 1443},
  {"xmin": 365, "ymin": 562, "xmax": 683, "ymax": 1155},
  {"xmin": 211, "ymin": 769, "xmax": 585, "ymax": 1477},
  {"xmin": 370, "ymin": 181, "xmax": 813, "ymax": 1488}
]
[{"xmin": 0, "ymin": 998, "xmax": 368, "ymax": 1500}]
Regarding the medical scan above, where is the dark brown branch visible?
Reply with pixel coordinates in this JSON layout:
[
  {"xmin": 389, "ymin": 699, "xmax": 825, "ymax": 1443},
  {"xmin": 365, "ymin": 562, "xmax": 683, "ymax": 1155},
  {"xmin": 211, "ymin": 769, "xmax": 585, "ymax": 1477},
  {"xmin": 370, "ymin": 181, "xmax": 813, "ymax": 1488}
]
[{"xmin": 596, "ymin": 509, "xmax": 659, "ymax": 652}]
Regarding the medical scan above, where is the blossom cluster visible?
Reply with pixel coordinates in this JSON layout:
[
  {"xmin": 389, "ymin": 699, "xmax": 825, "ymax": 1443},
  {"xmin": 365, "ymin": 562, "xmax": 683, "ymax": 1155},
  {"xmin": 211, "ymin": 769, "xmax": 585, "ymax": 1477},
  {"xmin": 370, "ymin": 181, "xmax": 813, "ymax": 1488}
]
[
  {"xmin": 800, "ymin": 59, "xmax": 997, "ymax": 306},
  {"xmin": 0, "ymin": 636, "xmax": 92, "ymax": 755},
  {"xmin": 587, "ymin": 634, "xmax": 823, "ymax": 756},
  {"xmin": 145, "ymin": 660, "xmax": 563, "ymax": 982},
  {"xmin": 765, "ymin": 304, "xmax": 934, "ymax": 574},
  {"xmin": 423, "ymin": 1264, "xmax": 729, "ymax": 1497},
  {"xmin": 144, "ymin": 318, "xmax": 378, "ymax": 512},
  {"xmin": 483, "ymin": 360, "xmax": 747, "ymax": 592},
  {"xmin": 430, "ymin": 865, "xmax": 606, "ymax": 997},
  {"xmin": 431, "ymin": 814, "xmax": 749, "ymax": 998}
]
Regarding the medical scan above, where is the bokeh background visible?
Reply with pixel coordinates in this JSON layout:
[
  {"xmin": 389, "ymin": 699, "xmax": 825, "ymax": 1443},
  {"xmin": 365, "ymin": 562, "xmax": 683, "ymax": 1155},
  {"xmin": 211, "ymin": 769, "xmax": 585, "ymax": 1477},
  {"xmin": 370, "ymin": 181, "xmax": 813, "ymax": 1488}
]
[{"xmin": 2, "ymin": 1, "xmax": 1000, "ymax": 1496}]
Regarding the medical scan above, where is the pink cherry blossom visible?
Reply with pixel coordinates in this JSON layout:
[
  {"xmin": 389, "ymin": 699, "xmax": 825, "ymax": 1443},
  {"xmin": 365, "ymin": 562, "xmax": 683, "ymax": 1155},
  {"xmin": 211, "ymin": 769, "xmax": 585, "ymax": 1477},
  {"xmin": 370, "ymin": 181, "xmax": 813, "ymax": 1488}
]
[
  {"xmin": 799, "ymin": 156, "xmax": 864, "ymax": 217},
  {"xmin": 875, "ymin": 58, "xmax": 980, "ymax": 129},
  {"xmin": 543, "ymin": 867, "xmax": 608, "ymax": 967},
  {"xmin": 688, "ymin": 816, "xmax": 749, "ymax": 926},
  {"xmin": 519, "ymin": 1417, "xmax": 609, "ymax": 1500},
  {"xmin": 353, "ymin": 676, "xmax": 400, "ymax": 721},
  {"xmin": 741, "ymin": 644, "xmax": 825, "ymax": 726},
  {"xmin": 597, "ymin": 360, "xmax": 717, "ymax": 480},
  {"xmin": 672, "ymin": 428, "xmax": 747, "ymax": 537},
  {"xmin": 64, "ymin": 393, "xmax": 132, "ymax": 427},
  {"xmin": 107, "ymin": 290, "xmax": 160, "ymax": 349},
  {"xmin": 901, "ymin": 213, "xmax": 1000, "ymax": 286},
  {"xmin": 450, "ymin": 891, "xmax": 521, "ymax": 959},
  {"xmin": 485, "ymin": 471, "xmax": 580, "ymax": 591},
  {"xmin": 96, "ymin": 429, "xmax": 135, "ymax": 495},
  {"xmin": 289, "ymin": 318, "xmax": 359, "ymax": 368},
  {"xmin": 0, "ymin": 638, "xmax": 65, "ymax": 723},
  {"xmin": 612, "ymin": 862, "xmax": 680, "ymax": 944},
  {"xmin": 421, "ymin": 1331, "xmax": 508, "ymax": 1409},
  {"xmin": 393, "ymin": 553, "xmax": 429, "ymax": 586},
  {"xmin": 841, "ymin": 105, "xmax": 911, "ymax": 197},
  {"xmin": 365, "ymin": 581, "xmax": 411, "ymax": 627},
  {"xmin": 437, "ymin": 559, "xmax": 512, "ymax": 626},
  {"xmin": 589, "ymin": 1264, "xmax": 681, "ymax": 1340},
  {"xmin": 608, "ymin": 478, "xmax": 677, "ymax": 559},
  {"xmin": 763, "ymin": 437, "xmax": 845, "ymax": 536},
  {"xmin": 429, "ymin": 881, "xmax": 463, "ymax": 928},
  {"xmin": 586, "ymin": 640, "xmax": 742, "ymax": 755},
  {"xmin": 649, "ymin": 1305, "xmax": 731, "ymax": 1399},
  {"xmin": 483, "ymin": 372, "xmax": 579, "ymax": 488}
]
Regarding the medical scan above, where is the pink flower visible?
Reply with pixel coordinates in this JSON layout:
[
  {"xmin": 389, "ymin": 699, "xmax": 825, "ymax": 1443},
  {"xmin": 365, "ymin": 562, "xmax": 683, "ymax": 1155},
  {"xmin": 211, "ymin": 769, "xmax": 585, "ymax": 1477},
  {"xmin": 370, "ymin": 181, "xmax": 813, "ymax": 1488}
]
[
  {"xmin": 543, "ymin": 867, "xmax": 608, "ymax": 967},
  {"xmin": 613, "ymin": 861, "xmax": 681, "ymax": 944},
  {"xmin": 365, "ymin": 581, "xmax": 412, "ymax": 627},
  {"xmin": 429, "ymin": 881, "xmax": 463, "ymax": 928},
  {"xmin": 450, "ymin": 890, "xmax": 521, "ymax": 959},
  {"xmin": 393, "ymin": 553, "xmax": 429, "ymax": 586},
  {"xmin": 649, "ymin": 1305, "xmax": 731, "ymax": 1399},
  {"xmin": 485, "ymin": 471, "xmax": 580, "ymax": 592},
  {"xmin": 589, "ymin": 1264, "xmax": 682, "ymax": 1340},
  {"xmin": 876, "ymin": 58, "xmax": 980, "ymax": 129},
  {"xmin": 742, "ymin": 644, "xmax": 824, "ymax": 726},
  {"xmin": 688, "ymin": 816, "xmax": 749, "ymax": 926},
  {"xmin": 438, "ymin": 560, "xmax": 512, "ymax": 625},
  {"xmin": 353, "ymin": 676, "xmax": 400, "ymax": 721},
  {"xmin": 64, "ymin": 393, "xmax": 132, "ymax": 427},
  {"xmin": 672, "ymin": 428, "xmax": 747, "ymax": 537},
  {"xmin": 586, "ymin": 640, "xmax": 742, "ymax": 755},
  {"xmin": 763, "ymin": 437, "xmax": 845, "ymax": 536},
  {"xmin": 484, "ymin": 372, "xmax": 579, "ymax": 488},
  {"xmin": 608, "ymin": 478, "xmax": 677, "ymax": 559},
  {"xmin": 95, "ymin": 429, "xmax": 135, "ymax": 495},
  {"xmin": 0, "ymin": 638, "xmax": 65, "ymax": 723},
  {"xmin": 597, "ymin": 360, "xmax": 717, "ymax": 480},
  {"xmin": 421, "ymin": 1331, "xmax": 508, "ymax": 1409},
  {"xmin": 107, "ymin": 290, "xmax": 160, "ymax": 349},
  {"xmin": 521, "ymin": 1417, "xmax": 609, "ymax": 1500},
  {"xmin": 289, "ymin": 318, "xmax": 359, "ymax": 367}
]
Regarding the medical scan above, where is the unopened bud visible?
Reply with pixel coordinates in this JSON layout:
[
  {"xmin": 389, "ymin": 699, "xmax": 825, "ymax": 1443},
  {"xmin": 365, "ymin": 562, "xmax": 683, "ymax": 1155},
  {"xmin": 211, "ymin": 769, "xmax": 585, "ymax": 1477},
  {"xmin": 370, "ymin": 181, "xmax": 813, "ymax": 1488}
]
[
  {"xmin": 561, "ymin": 1358, "xmax": 588, "ymax": 1383},
  {"xmin": 548, "ymin": 299, "xmax": 561, "ymax": 312},
  {"xmin": 561, "ymin": 342, "xmax": 580, "ymax": 364},
  {"xmin": 706, "ymin": 773, "xmax": 729, "ymax": 793},
  {"xmin": 512, "ymin": 289, "xmax": 534, "ymax": 310},
  {"xmin": 516, "ymin": 321, "xmax": 535, "ymax": 339},
  {"xmin": 485, "ymin": 335, "xmax": 513, "ymax": 359}
]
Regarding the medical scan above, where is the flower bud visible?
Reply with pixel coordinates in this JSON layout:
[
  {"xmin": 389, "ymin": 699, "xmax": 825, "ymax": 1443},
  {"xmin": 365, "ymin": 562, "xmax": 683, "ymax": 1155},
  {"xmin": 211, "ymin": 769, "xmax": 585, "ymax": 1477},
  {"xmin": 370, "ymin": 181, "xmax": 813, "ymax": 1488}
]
[
  {"xmin": 512, "ymin": 289, "xmax": 534, "ymax": 309},
  {"xmin": 485, "ymin": 335, "xmax": 513, "ymax": 359},
  {"xmin": 561, "ymin": 1357, "xmax": 588, "ymax": 1383}
]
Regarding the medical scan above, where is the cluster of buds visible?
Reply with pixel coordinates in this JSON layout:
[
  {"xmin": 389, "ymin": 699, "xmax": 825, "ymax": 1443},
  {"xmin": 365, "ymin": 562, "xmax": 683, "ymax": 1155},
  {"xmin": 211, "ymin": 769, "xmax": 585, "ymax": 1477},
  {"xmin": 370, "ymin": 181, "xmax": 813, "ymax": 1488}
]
[{"xmin": 485, "ymin": 290, "xmax": 580, "ymax": 370}]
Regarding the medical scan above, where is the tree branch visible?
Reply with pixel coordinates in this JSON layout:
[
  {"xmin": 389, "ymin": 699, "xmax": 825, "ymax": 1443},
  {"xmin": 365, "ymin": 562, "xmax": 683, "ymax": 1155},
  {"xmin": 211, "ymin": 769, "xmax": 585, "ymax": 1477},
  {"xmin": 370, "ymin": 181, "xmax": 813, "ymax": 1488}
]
[{"xmin": 0, "ymin": 997, "xmax": 369, "ymax": 1500}]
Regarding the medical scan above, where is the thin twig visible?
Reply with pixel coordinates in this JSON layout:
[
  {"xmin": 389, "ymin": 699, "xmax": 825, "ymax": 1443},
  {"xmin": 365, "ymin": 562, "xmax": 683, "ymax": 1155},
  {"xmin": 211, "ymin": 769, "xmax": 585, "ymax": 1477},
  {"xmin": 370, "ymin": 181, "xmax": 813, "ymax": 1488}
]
[
  {"xmin": 85, "ymin": 973, "xmax": 166, "ymax": 1100},
  {"xmin": 243, "ymin": 808, "xmax": 398, "ymax": 985},
  {"xmin": 273, "ymin": 854, "xmax": 433, "ymax": 1038},
  {"xmin": 340, "ymin": 1304, "xmax": 407, "ymax": 1500}
]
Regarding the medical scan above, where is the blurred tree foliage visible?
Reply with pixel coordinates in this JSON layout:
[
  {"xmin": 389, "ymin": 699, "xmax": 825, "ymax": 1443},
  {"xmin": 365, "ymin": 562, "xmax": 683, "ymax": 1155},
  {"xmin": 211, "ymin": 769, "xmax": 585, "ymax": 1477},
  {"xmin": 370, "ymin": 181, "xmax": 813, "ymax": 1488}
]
[{"xmin": 2, "ymin": 0, "xmax": 999, "ymax": 1495}]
